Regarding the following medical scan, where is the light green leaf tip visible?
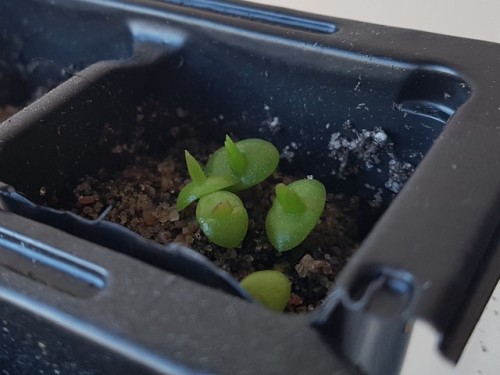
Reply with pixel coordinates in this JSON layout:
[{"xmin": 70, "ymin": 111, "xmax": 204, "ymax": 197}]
[
  {"xmin": 185, "ymin": 150, "xmax": 206, "ymax": 185},
  {"xmin": 224, "ymin": 135, "xmax": 248, "ymax": 176},
  {"xmin": 240, "ymin": 270, "xmax": 291, "ymax": 312},
  {"xmin": 275, "ymin": 183, "xmax": 306, "ymax": 214}
]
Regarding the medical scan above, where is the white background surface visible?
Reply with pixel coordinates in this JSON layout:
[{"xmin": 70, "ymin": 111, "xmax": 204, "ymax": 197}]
[
  {"xmin": 244, "ymin": 1, "xmax": 500, "ymax": 374},
  {"xmin": 247, "ymin": 0, "xmax": 500, "ymax": 43}
]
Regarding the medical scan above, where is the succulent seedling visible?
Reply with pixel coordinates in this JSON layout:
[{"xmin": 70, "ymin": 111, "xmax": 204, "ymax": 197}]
[
  {"xmin": 196, "ymin": 190, "xmax": 249, "ymax": 248},
  {"xmin": 240, "ymin": 270, "xmax": 291, "ymax": 312},
  {"xmin": 205, "ymin": 135, "xmax": 279, "ymax": 191},
  {"xmin": 266, "ymin": 178, "xmax": 326, "ymax": 252},
  {"xmin": 178, "ymin": 138, "xmax": 326, "ymax": 253},
  {"xmin": 177, "ymin": 150, "xmax": 237, "ymax": 211}
]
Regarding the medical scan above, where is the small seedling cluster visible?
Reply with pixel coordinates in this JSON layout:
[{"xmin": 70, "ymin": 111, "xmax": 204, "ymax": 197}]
[
  {"xmin": 176, "ymin": 135, "xmax": 326, "ymax": 311},
  {"xmin": 177, "ymin": 135, "xmax": 326, "ymax": 252}
]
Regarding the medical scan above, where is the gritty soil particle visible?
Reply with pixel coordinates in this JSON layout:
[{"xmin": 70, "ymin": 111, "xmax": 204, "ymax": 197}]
[{"xmin": 50, "ymin": 101, "xmax": 370, "ymax": 313}]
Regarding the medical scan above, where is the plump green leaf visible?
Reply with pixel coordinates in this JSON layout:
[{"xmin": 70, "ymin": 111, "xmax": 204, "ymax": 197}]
[
  {"xmin": 196, "ymin": 191, "xmax": 248, "ymax": 248},
  {"xmin": 240, "ymin": 270, "xmax": 291, "ymax": 312},
  {"xmin": 266, "ymin": 179, "xmax": 326, "ymax": 252},
  {"xmin": 205, "ymin": 136, "xmax": 279, "ymax": 191}
]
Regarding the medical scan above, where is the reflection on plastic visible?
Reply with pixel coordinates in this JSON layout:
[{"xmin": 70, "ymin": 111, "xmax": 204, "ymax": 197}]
[
  {"xmin": 0, "ymin": 226, "xmax": 107, "ymax": 298},
  {"xmin": 163, "ymin": 0, "xmax": 337, "ymax": 33}
]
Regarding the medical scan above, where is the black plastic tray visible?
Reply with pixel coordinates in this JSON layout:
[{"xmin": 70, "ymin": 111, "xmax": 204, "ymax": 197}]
[{"xmin": 1, "ymin": 1, "xmax": 500, "ymax": 374}]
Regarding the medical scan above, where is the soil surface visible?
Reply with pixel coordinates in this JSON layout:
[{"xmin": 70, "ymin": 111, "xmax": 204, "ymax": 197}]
[{"xmin": 49, "ymin": 102, "xmax": 373, "ymax": 313}]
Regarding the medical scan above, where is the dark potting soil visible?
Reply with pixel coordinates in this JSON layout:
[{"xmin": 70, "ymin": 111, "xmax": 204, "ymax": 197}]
[{"xmin": 44, "ymin": 100, "xmax": 407, "ymax": 313}]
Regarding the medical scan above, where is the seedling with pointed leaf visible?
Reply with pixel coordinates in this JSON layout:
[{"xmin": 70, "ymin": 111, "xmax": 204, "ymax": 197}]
[
  {"xmin": 196, "ymin": 190, "xmax": 249, "ymax": 248},
  {"xmin": 266, "ymin": 179, "xmax": 326, "ymax": 252},
  {"xmin": 205, "ymin": 135, "xmax": 279, "ymax": 191},
  {"xmin": 177, "ymin": 151, "xmax": 237, "ymax": 211},
  {"xmin": 240, "ymin": 270, "xmax": 291, "ymax": 312}
]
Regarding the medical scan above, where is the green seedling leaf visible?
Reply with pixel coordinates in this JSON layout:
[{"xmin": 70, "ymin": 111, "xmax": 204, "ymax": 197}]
[
  {"xmin": 205, "ymin": 136, "xmax": 279, "ymax": 191},
  {"xmin": 177, "ymin": 151, "xmax": 237, "ymax": 211},
  {"xmin": 224, "ymin": 135, "xmax": 247, "ymax": 175},
  {"xmin": 266, "ymin": 178, "xmax": 326, "ymax": 252},
  {"xmin": 185, "ymin": 149, "xmax": 206, "ymax": 185},
  {"xmin": 275, "ymin": 183, "xmax": 306, "ymax": 214},
  {"xmin": 196, "ymin": 190, "xmax": 248, "ymax": 248},
  {"xmin": 240, "ymin": 270, "xmax": 291, "ymax": 312}
]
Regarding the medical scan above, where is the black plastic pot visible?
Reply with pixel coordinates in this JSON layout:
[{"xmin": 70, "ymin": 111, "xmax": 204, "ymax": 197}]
[{"xmin": 1, "ymin": 1, "xmax": 500, "ymax": 374}]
